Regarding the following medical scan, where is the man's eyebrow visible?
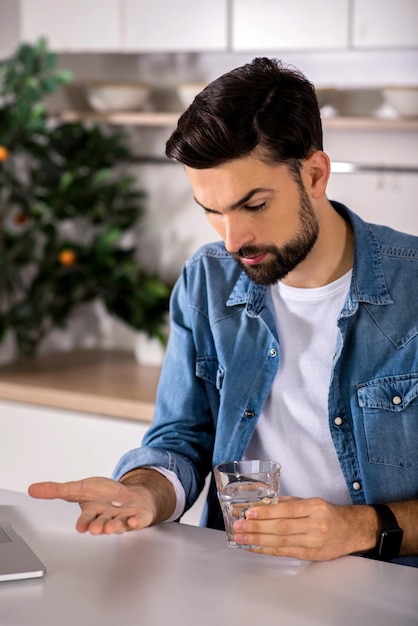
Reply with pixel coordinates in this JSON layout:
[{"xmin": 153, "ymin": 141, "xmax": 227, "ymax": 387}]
[{"xmin": 194, "ymin": 187, "xmax": 274, "ymax": 212}]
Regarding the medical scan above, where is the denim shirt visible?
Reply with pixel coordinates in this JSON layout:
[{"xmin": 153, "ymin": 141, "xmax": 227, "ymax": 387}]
[{"xmin": 113, "ymin": 202, "xmax": 418, "ymax": 566}]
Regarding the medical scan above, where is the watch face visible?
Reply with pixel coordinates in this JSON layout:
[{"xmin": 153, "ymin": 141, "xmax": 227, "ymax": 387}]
[{"xmin": 379, "ymin": 528, "xmax": 404, "ymax": 561}]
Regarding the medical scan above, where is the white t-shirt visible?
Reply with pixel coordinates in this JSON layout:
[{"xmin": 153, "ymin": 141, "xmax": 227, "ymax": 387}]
[{"xmin": 244, "ymin": 270, "xmax": 353, "ymax": 505}]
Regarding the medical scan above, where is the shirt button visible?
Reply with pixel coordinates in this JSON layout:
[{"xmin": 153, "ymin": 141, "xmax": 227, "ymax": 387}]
[
  {"xmin": 392, "ymin": 395, "xmax": 402, "ymax": 405},
  {"xmin": 334, "ymin": 417, "xmax": 343, "ymax": 426},
  {"xmin": 352, "ymin": 481, "xmax": 362, "ymax": 491},
  {"xmin": 269, "ymin": 348, "xmax": 277, "ymax": 357},
  {"xmin": 244, "ymin": 409, "xmax": 255, "ymax": 419}
]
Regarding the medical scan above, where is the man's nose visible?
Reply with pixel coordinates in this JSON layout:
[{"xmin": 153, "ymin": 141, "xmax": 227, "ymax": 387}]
[{"xmin": 223, "ymin": 216, "xmax": 254, "ymax": 254}]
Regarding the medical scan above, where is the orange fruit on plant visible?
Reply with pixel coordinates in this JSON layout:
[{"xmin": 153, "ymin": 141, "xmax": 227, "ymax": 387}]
[
  {"xmin": 14, "ymin": 212, "xmax": 29, "ymax": 225},
  {"xmin": 58, "ymin": 249, "xmax": 77, "ymax": 266},
  {"xmin": 0, "ymin": 145, "xmax": 10, "ymax": 162}
]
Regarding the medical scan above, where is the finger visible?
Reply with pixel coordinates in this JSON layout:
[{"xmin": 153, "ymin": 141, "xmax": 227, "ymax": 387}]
[
  {"xmin": 77, "ymin": 514, "xmax": 150, "ymax": 535},
  {"xmin": 76, "ymin": 502, "xmax": 116, "ymax": 533},
  {"xmin": 76, "ymin": 505, "xmax": 153, "ymax": 535},
  {"xmin": 28, "ymin": 478, "xmax": 119, "ymax": 504},
  {"xmin": 29, "ymin": 480, "xmax": 97, "ymax": 503},
  {"xmin": 28, "ymin": 481, "xmax": 75, "ymax": 501},
  {"xmin": 101, "ymin": 512, "xmax": 152, "ymax": 534},
  {"xmin": 244, "ymin": 498, "xmax": 310, "ymax": 520},
  {"xmin": 77, "ymin": 513, "xmax": 129, "ymax": 535},
  {"xmin": 243, "ymin": 544, "xmax": 312, "ymax": 560},
  {"xmin": 233, "ymin": 528, "xmax": 307, "ymax": 549},
  {"xmin": 233, "ymin": 516, "xmax": 307, "ymax": 539}
]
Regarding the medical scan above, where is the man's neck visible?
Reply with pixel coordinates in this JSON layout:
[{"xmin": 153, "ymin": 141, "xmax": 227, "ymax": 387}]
[{"xmin": 282, "ymin": 200, "xmax": 355, "ymax": 289}]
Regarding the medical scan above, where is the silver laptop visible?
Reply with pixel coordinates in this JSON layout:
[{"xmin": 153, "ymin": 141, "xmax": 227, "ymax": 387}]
[{"xmin": 0, "ymin": 520, "xmax": 46, "ymax": 582}]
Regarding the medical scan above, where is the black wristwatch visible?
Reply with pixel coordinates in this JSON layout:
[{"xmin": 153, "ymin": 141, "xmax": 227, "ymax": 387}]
[{"xmin": 371, "ymin": 504, "xmax": 403, "ymax": 561}]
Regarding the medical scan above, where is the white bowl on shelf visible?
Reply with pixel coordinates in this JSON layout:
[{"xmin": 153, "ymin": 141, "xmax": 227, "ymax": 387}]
[
  {"xmin": 85, "ymin": 82, "xmax": 151, "ymax": 112},
  {"xmin": 176, "ymin": 82, "xmax": 207, "ymax": 109},
  {"xmin": 383, "ymin": 87, "xmax": 418, "ymax": 118},
  {"xmin": 331, "ymin": 88, "xmax": 384, "ymax": 117},
  {"xmin": 315, "ymin": 88, "xmax": 336, "ymax": 110}
]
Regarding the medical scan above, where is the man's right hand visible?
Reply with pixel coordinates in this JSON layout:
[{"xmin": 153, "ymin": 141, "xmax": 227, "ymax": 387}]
[{"xmin": 28, "ymin": 470, "xmax": 176, "ymax": 535}]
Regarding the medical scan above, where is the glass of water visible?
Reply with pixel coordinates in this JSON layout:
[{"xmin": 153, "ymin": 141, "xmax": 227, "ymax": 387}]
[{"xmin": 214, "ymin": 460, "xmax": 281, "ymax": 549}]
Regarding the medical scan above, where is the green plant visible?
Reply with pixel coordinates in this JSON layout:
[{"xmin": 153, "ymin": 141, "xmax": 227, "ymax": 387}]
[{"xmin": 0, "ymin": 39, "xmax": 171, "ymax": 359}]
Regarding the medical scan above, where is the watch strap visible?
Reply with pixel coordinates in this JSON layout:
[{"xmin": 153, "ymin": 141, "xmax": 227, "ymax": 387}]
[{"xmin": 371, "ymin": 504, "xmax": 403, "ymax": 561}]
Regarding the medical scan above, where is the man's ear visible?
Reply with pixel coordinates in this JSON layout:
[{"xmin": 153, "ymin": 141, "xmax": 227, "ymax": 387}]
[{"xmin": 303, "ymin": 151, "xmax": 331, "ymax": 199}]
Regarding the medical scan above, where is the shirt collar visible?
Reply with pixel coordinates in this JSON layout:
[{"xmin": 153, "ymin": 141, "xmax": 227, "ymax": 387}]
[{"xmin": 333, "ymin": 201, "xmax": 393, "ymax": 308}]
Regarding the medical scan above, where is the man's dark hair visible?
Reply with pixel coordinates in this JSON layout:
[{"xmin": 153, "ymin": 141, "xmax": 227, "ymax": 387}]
[{"xmin": 165, "ymin": 57, "xmax": 323, "ymax": 174}]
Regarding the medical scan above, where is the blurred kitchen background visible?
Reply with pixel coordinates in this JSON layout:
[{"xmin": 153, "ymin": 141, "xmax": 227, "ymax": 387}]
[
  {"xmin": 0, "ymin": 0, "xmax": 417, "ymax": 363},
  {"xmin": 0, "ymin": 0, "xmax": 418, "ymax": 515}
]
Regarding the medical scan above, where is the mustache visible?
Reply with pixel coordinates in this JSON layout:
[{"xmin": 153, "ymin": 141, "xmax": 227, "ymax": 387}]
[{"xmin": 234, "ymin": 245, "xmax": 278, "ymax": 259}]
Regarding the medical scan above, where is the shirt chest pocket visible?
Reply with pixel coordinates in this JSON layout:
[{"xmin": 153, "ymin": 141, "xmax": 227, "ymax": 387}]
[
  {"xmin": 357, "ymin": 374, "xmax": 418, "ymax": 470},
  {"xmin": 195, "ymin": 358, "xmax": 225, "ymax": 391}
]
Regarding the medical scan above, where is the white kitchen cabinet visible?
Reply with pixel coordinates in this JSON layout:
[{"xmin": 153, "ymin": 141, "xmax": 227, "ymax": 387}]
[
  {"xmin": 0, "ymin": 400, "xmax": 149, "ymax": 492},
  {"xmin": 0, "ymin": 0, "xmax": 228, "ymax": 56},
  {"xmin": 0, "ymin": 0, "xmax": 121, "ymax": 56},
  {"xmin": 1, "ymin": 0, "xmax": 417, "ymax": 57},
  {"xmin": 231, "ymin": 0, "xmax": 349, "ymax": 51},
  {"xmin": 0, "ymin": 399, "xmax": 206, "ymax": 525},
  {"xmin": 352, "ymin": 0, "xmax": 418, "ymax": 48},
  {"xmin": 124, "ymin": 0, "xmax": 228, "ymax": 52}
]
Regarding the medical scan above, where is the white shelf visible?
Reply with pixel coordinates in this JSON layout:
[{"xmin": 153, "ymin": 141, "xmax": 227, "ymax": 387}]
[
  {"xmin": 56, "ymin": 110, "xmax": 418, "ymax": 131},
  {"xmin": 322, "ymin": 116, "xmax": 418, "ymax": 131},
  {"xmin": 58, "ymin": 110, "xmax": 181, "ymax": 126}
]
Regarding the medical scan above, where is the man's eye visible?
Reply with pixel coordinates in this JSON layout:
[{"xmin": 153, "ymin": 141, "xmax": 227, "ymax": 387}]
[
  {"xmin": 244, "ymin": 202, "xmax": 266, "ymax": 212},
  {"xmin": 203, "ymin": 208, "xmax": 221, "ymax": 215}
]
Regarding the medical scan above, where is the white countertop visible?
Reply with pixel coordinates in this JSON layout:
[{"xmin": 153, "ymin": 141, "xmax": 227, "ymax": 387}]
[{"xmin": 1, "ymin": 489, "xmax": 417, "ymax": 626}]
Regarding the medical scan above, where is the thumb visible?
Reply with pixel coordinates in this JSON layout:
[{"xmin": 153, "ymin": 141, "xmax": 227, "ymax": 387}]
[{"xmin": 28, "ymin": 480, "xmax": 92, "ymax": 502}]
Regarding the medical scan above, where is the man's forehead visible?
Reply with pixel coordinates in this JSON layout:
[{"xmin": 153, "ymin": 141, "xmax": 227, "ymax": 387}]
[{"xmin": 185, "ymin": 158, "xmax": 288, "ymax": 209}]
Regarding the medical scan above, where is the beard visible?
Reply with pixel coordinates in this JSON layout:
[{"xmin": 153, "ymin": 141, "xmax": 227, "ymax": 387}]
[{"xmin": 231, "ymin": 185, "xmax": 319, "ymax": 286}]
